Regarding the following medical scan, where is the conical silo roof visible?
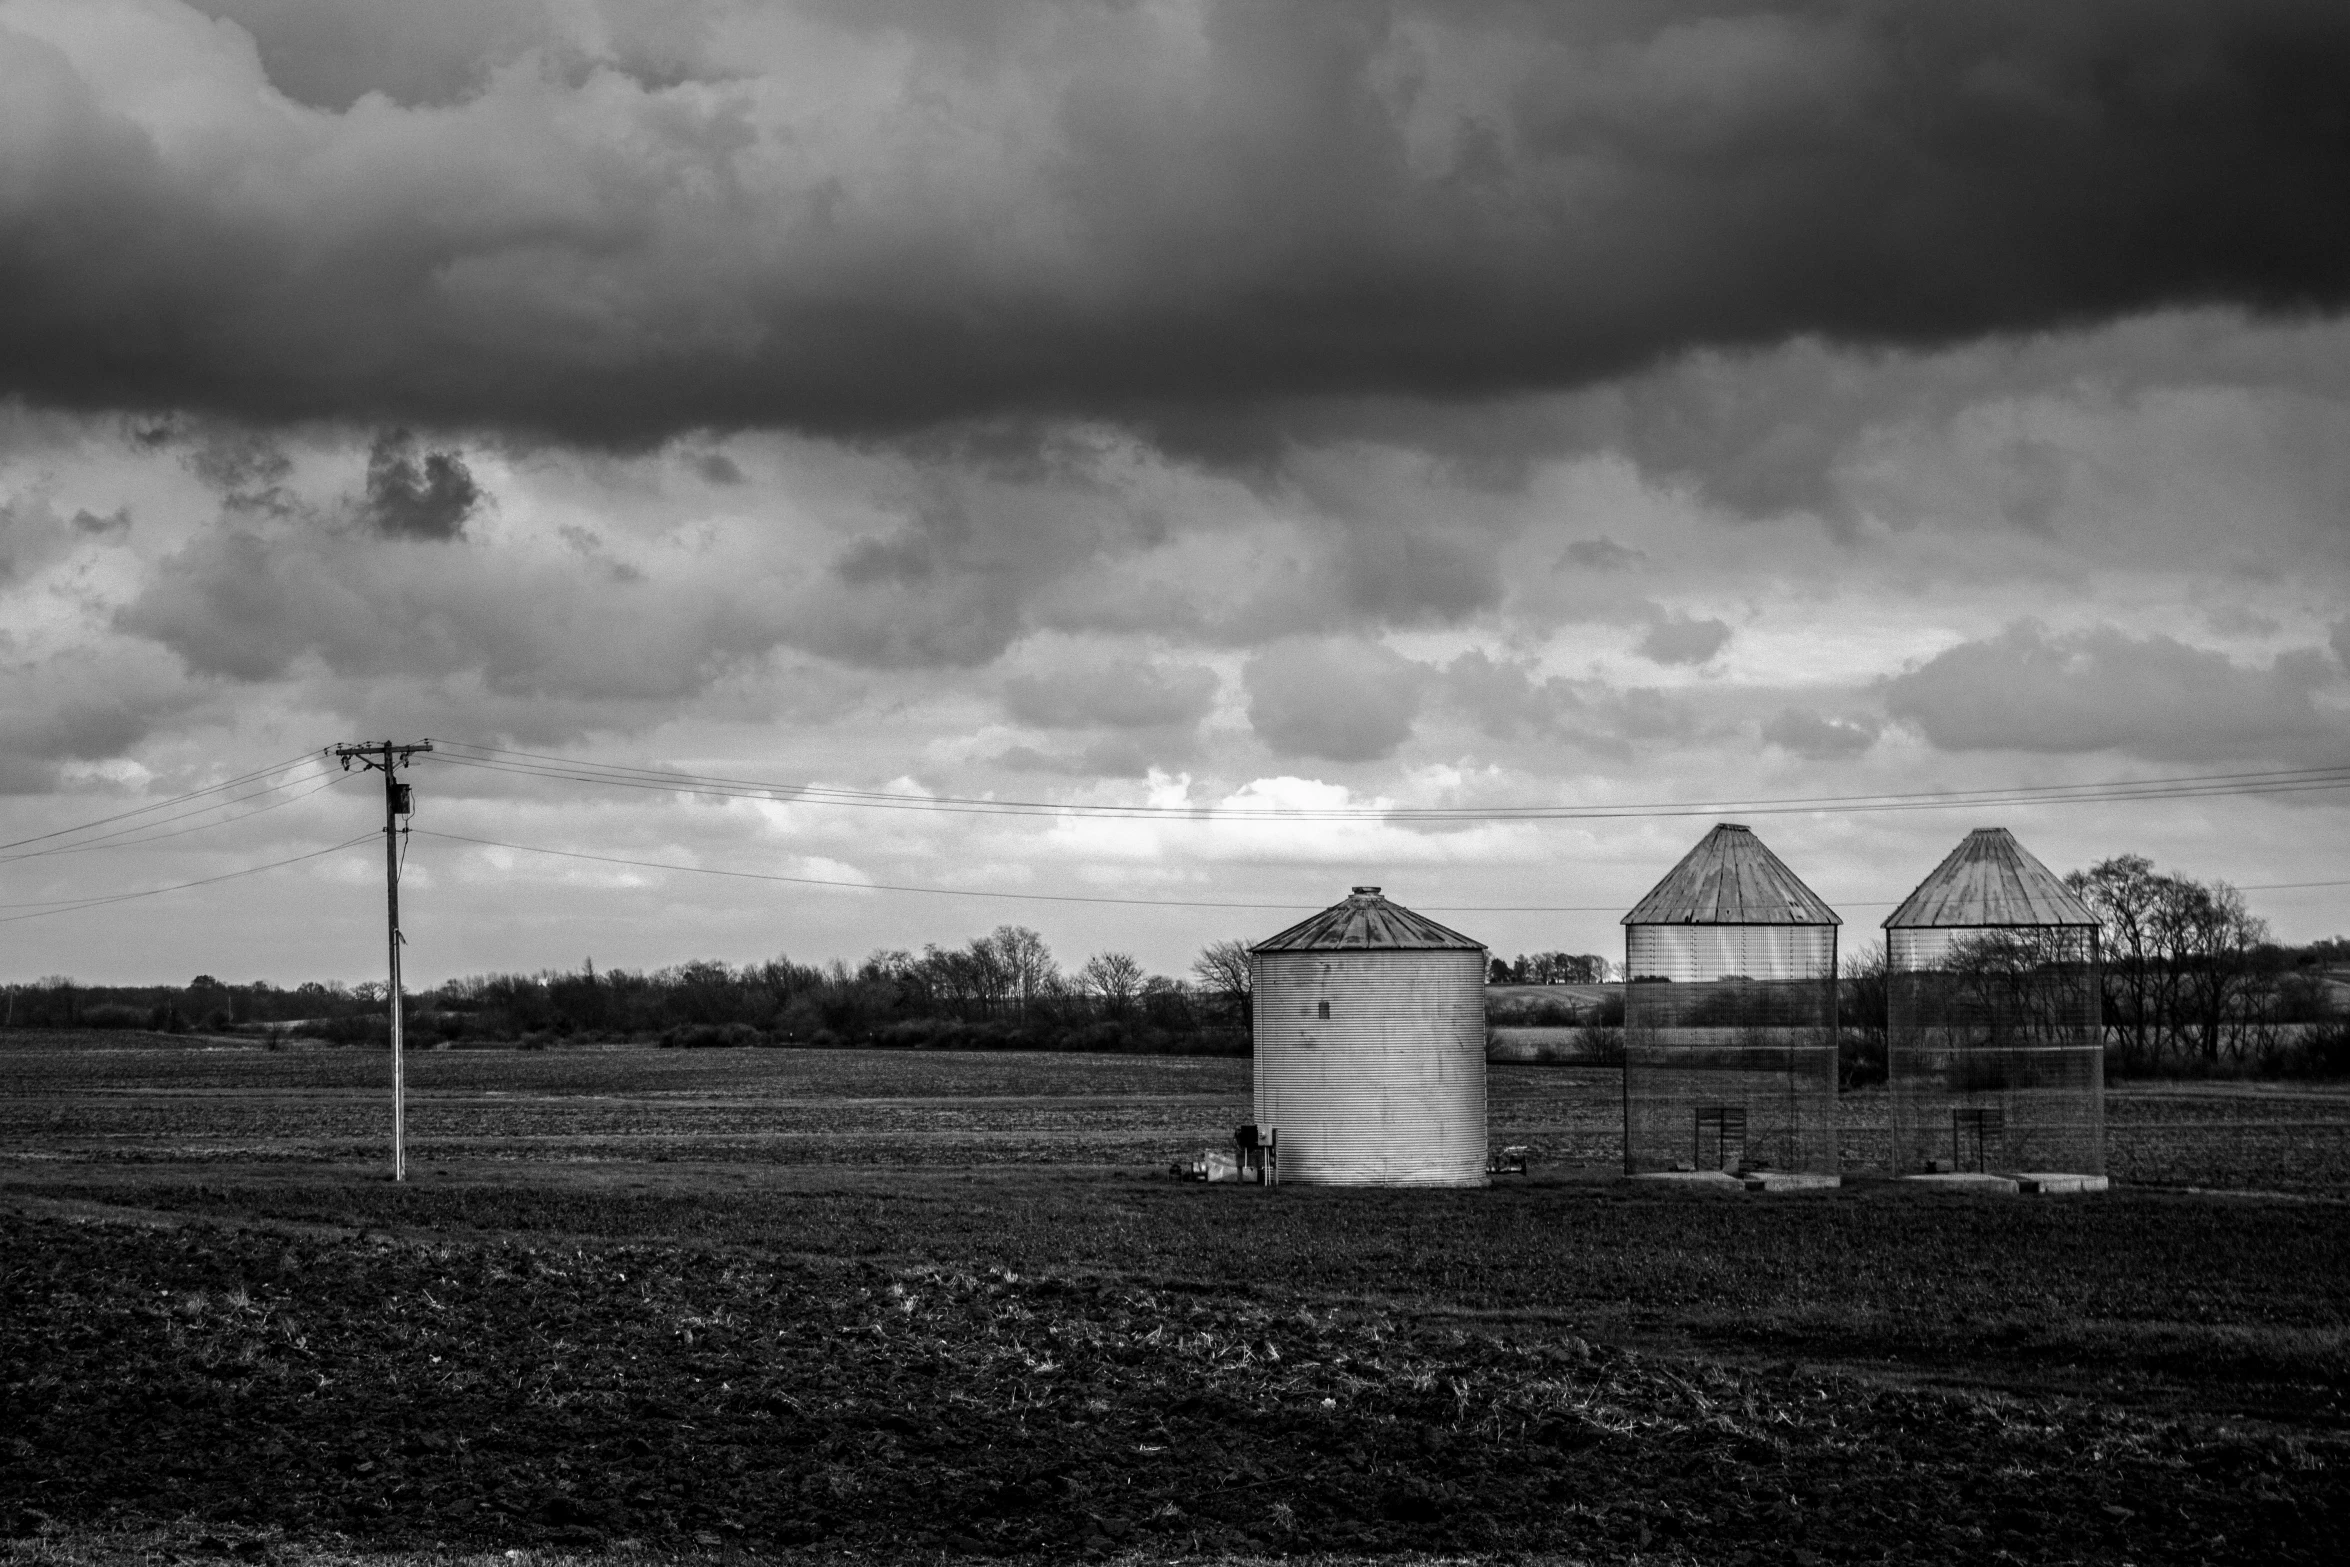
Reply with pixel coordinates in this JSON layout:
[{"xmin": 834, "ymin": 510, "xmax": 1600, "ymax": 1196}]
[
  {"xmin": 1883, "ymin": 827, "xmax": 2097, "ymax": 928},
  {"xmin": 1622, "ymin": 823, "xmax": 1839, "ymax": 926},
  {"xmin": 1251, "ymin": 886, "xmax": 1483, "ymax": 953}
]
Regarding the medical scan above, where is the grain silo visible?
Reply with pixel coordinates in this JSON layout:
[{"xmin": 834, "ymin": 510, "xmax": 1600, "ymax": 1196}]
[
  {"xmin": 1885, "ymin": 828, "xmax": 2105, "ymax": 1181},
  {"xmin": 1621, "ymin": 824, "xmax": 1841, "ymax": 1181},
  {"xmin": 1250, "ymin": 886, "xmax": 1488, "ymax": 1187}
]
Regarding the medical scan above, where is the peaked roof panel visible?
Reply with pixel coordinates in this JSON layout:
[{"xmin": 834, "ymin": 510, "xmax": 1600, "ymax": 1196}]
[
  {"xmin": 1623, "ymin": 823, "xmax": 1840, "ymax": 926},
  {"xmin": 1883, "ymin": 827, "xmax": 2097, "ymax": 928},
  {"xmin": 1252, "ymin": 886, "xmax": 1485, "ymax": 953}
]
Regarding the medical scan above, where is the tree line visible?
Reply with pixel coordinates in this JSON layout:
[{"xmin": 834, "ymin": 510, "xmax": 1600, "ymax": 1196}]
[
  {"xmin": 7, "ymin": 851, "xmax": 2340, "ymax": 1078},
  {"xmin": 1487, "ymin": 952, "xmax": 1613, "ymax": 985},
  {"xmin": 2063, "ymin": 855, "xmax": 2345, "ymax": 1076},
  {"xmin": 1829, "ymin": 856, "xmax": 2347, "ymax": 1082},
  {"xmin": 409, "ymin": 928, "xmax": 1256, "ymax": 1054},
  {"xmin": 1, "ymin": 929, "xmax": 1259, "ymax": 1056}
]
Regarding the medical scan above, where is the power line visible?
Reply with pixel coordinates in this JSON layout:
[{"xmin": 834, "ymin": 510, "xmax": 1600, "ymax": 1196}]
[
  {"xmin": 0, "ymin": 765, "xmax": 352, "ymax": 863},
  {"xmin": 420, "ymin": 740, "xmax": 2350, "ymax": 824},
  {"xmin": 409, "ymin": 828, "xmax": 2350, "ymax": 914},
  {"xmin": 440, "ymin": 740, "xmax": 2350, "ymax": 815},
  {"xmin": 411, "ymin": 829, "xmax": 1328, "ymax": 911},
  {"xmin": 0, "ymin": 836, "xmax": 379, "ymax": 925},
  {"xmin": 0, "ymin": 752, "xmax": 321, "ymax": 855}
]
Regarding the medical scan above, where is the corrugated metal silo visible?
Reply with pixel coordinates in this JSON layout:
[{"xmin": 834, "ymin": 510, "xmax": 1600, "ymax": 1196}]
[
  {"xmin": 1250, "ymin": 886, "xmax": 1489, "ymax": 1187},
  {"xmin": 1621, "ymin": 823, "xmax": 1842, "ymax": 1179},
  {"xmin": 1885, "ymin": 828, "xmax": 2105, "ymax": 1179}
]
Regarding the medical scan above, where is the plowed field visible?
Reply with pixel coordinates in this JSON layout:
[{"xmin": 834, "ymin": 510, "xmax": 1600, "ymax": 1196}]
[{"xmin": 2, "ymin": 1034, "xmax": 2345, "ymax": 1566}]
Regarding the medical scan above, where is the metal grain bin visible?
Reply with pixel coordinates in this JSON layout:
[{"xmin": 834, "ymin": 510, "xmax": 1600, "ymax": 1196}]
[
  {"xmin": 1622, "ymin": 823, "xmax": 1841, "ymax": 1179},
  {"xmin": 1885, "ymin": 828, "xmax": 2105, "ymax": 1179},
  {"xmin": 1250, "ymin": 886, "xmax": 1489, "ymax": 1187}
]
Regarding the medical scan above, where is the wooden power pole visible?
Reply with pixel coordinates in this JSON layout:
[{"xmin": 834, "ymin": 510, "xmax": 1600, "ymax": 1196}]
[{"xmin": 331, "ymin": 740, "xmax": 433, "ymax": 1181}]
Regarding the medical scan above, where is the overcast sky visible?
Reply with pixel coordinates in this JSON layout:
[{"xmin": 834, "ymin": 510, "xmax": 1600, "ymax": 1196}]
[{"xmin": 4, "ymin": 0, "xmax": 2348, "ymax": 987}]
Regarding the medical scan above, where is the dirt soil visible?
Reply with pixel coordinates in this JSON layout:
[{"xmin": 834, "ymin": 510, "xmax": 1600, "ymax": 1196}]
[
  {"xmin": 2, "ymin": 1186, "xmax": 2342, "ymax": 1567},
  {"xmin": 3, "ymin": 1039, "xmax": 2346, "ymax": 1565}
]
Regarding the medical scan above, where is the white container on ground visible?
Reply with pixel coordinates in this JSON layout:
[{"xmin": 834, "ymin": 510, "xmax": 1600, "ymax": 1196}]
[{"xmin": 1250, "ymin": 887, "xmax": 1488, "ymax": 1188}]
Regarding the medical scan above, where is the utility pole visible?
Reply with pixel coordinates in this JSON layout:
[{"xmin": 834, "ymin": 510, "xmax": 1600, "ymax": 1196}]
[{"xmin": 332, "ymin": 740, "xmax": 433, "ymax": 1181}]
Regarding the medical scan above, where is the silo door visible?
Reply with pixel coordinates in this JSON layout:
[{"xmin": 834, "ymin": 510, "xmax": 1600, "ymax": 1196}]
[
  {"xmin": 1695, "ymin": 1107, "xmax": 1746, "ymax": 1172},
  {"xmin": 1953, "ymin": 1107, "xmax": 2005, "ymax": 1173}
]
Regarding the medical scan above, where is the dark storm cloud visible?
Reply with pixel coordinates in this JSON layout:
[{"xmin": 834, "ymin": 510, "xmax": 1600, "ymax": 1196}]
[
  {"xmin": 2, "ymin": 494, "xmax": 126, "ymax": 581},
  {"xmin": 992, "ymin": 734, "xmax": 1186, "ymax": 779},
  {"xmin": 690, "ymin": 452, "xmax": 744, "ymax": 486},
  {"xmin": 187, "ymin": 0, "xmax": 589, "ymax": 110},
  {"xmin": 1883, "ymin": 621, "xmax": 2346, "ymax": 762},
  {"xmin": 1244, "ymin": 638, "xmax": 1426, "ymax": 763},
  {"xmin": 1761, "ymin": 706, "xmax": 1880, "ymax": 760},
  {"xmin": 1437, "ymin": 650, "xmax": 1706, "ymax": 758},
  {"xmin": 1333, "ymin": 522, "xmax": 1503, "ymax": 625},
  {"xmin": 805, "ymin": 483, "xmax": 1113, "ymax": 669},
  {"xmin": 362, "ymin": 430, "xmax": 481, "ymax": 540},
  {"xmin": 1002, "ymin": 657, "xmax": 1218, "ymax": 731},
  {"xmin": 3, "ymin": 1, "xmax": 2346, "ymax": 446},
  {"xmin": 184, "ymin": 430, "xmax": 293, "ymax": 513},
  {"xmin": 0, "ymin": 645, "xmax": 198, "ymax": 792},
  {"xmin": 1637, "ymin": 612, "xmax": 1733, "ymax": 667},
  {"xmin": 1560, "ymin": 538, "xmax": 1643, "ymax": 572},
  {"xmin": 1443, "ymin": 651, "xmax": 1579, "ymax": 743},
  {"xmin": 116, "ymin": 524, "xmax": 780, "ymax": 702}
]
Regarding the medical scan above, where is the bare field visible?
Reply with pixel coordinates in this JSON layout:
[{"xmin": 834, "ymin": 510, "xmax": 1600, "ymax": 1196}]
[
  {"xmin": 3, "ymin": 1034, "xmax": 2345, "ymax": 1193},
  {"xmin": 2, "ymin": 1033, "xmax": 2346, "ymax": 1565}
]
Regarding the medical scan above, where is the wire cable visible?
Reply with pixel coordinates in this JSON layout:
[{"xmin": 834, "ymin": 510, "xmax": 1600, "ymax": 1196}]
[
  {"xmin": 410, "ymin": 829, "xmax": 1326, "ymax": 911},
  {"xmin": 409, "ymin": 827, "xmax": 2350, "ymax": 914},
  {"xmin": 432, "ymin": 738, "xmax": 2350, "ymax": 814},
  {"xmin": 0, "ymin": 752, "xmax": 321, "ymax": 855},
  {"xmin": 0, "ymin": 765, "xmax": 354, "ymax": 863},
  {"xmin": 0, "ymin": 835, "xmax": 379, "ymax": 924},
  {"xmin": 419, "ymin": 740, "xmax": 2350, "ymax": 824}
]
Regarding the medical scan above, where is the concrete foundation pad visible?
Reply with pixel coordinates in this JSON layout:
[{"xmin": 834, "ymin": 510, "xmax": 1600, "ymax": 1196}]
[
  {"xmin": 2013, "ymin": 1172, "xmax": 2110, "ymax": 1194},
  {"xmin": 1631, "ymin": 1170, "xmax": 1746, "ymax": 1189},
  {"xmin": 1741, "ymin": 1171, "xmax": 1842, "ymax": 1193},
  {"xmin": 1901, "ymin": 1172, "xmax": 2022, "ymax": 1194}
]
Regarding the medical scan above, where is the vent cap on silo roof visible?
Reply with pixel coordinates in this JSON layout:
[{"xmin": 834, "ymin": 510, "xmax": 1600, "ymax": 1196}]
[
  {"xmin": 1623, "ymin": 821, "xmax": 1840, "ymax": 927},
  {"xmin": 1883, "ymin": 827, "xmax": 2097, "ymax": 929},
  {"xmin": 1251, "ymin": 885, "xmax": 1485, "ymax": 953}
]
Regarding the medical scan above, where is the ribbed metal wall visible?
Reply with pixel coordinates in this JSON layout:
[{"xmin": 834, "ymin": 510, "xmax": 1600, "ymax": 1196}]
[
  {"xmin": 1627, "ymin": 925, "xmax": 1837, "ymax": 984},
  {"xmin": 1622, "ymin": 925, "xmax": 1840, "ymax": 1176},
  {"xmin": 1887, "ymin": 925, "xmax": 2105, "ymax": 1176},
  {"xmin": 1252, "ymin": 949, "xmax": 1488, "ymax": 1187}
]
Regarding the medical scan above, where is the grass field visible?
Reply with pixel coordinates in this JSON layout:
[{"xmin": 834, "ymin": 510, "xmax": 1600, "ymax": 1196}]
[{"xmin": 2, "ymin": 1033, "xmax": 2346, "ymax": 1565}]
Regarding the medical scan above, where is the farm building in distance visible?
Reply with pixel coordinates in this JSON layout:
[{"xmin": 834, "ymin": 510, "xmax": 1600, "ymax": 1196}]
[
  {"xmin": 1621, "ymin": 823, "xmax": 1842, "ymax": 1181},
  {"xmin": 1250, "ymin": 886, "xmax": 1489, "ymax": 1187},
  {"xmin": 1885, "ymin": 828, "xmax": 2106, "ymax": 1182}
]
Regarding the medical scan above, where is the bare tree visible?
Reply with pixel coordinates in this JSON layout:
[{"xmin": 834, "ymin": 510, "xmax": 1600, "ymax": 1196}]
[
  {"xmin": 1079, "ymin": 951, "xmax": 1147, "ymax": 1015},
  {"xmin": 2068, "ymin": 854, "xmax": 2162, "ymax": 1069},
  {"xmin": 2075, "ymin": 857, "xmax": 2276, "ymax": 1068},
  {"xmin": 1938, "ymin": 928, "xmax": 2089, "ymax": 1051},
  {"xmin": 1190, "ymin": 938, "xmax": 1252, "ymax": 1025},
  {"xmin": 2157, "ymin": 878, "xmax": 2270, "ymax": 1063},
  {"xmin": 1839, "ymin": 937, "xmax": 1889, "ymax": 1087},
  {"xmin": 985, "ymin": 925, "xmax": 1058, "ymax": 1018}
]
